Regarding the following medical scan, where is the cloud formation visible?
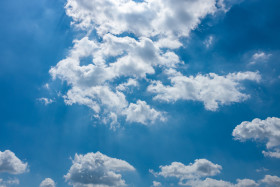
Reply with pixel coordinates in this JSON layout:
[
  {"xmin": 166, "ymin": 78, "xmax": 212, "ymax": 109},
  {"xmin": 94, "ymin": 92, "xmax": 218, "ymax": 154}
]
[
  {"xmin": 40, "ymin": 178, "xmax": 56, "ymax": 187},
  {"xmin": 233, "ymin": 117, "xmax": 280, "ymax": 158},
  {"xmin": 151, "ymin": 159, "xmax": 280, "ymax": 186},
  {"xmin": 65, "ymin": 0, "xmax": 220, "ymax": 39},
  {"xmin": 148, "ymin": 70, "xmax": 261, "ymax": 111},
  {"xmin": 0, "ymin": 150, "xmax": 28, "ymax": 175},
  {"xmin": 65, "ymin": 152, "xmax": 135, "ymax": 187},
  {"xmin": 151, "ymin": 159, "xmax": 222, "ymax": 184},
  {"xmin": 49, "ymin": 0, "xmax": 261, "ymax": 126}
]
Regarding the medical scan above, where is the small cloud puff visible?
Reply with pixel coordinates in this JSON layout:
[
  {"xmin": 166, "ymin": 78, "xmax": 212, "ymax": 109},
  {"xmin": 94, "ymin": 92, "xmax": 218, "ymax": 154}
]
[
  {"xmin": 0, "ymin": 150, "xmax": 28, "ymax": 175},
  {"xmin": 40, "ymin": 178, "xmax": 55, "ymax": 187},
  {"xmin": 65, "ymin": 152, "xmax": 135, "ymax": 187}
]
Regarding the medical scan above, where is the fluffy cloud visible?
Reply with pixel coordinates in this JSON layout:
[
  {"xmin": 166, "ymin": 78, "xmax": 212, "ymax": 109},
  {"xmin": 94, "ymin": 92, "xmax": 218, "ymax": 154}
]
[
  {"xmin": 124, "ymin": 100, "xmax": 166, "ymax": 125},
  {"xmin": 50, "ymin": 34, "xmax": 172, "ymax": 125},
  {"xmin": 151, "ymin": 159, "xmax": 280, "ymax": 186},
  {"xmin": 65, "ymin": 152, "xmax": 135, "ymax": 187},
  {"xmin": 116, "ymin": 79, "xmax": 138, "ymax": 92},
  {"xmin": 233, "ymin": 117, "xmax": 280, "ymax": 158},
  {"xmin": 65, "ymin": 0, "xmax": 221, "ymax": 38},
  {"xmin": 40, "ymin": 178, "xmax": 55, "ymax": 187},
  {"xmin": 260, "ymin": 175, "xmax": 280, "ymax": 186},
  {"xmin": 184, "ymin": 178, "xmax": 259, "ymax": 187},
  {"xmin": 148, "ymin": 70, "xmax": 261, "ymax": 111},
  {"xmin": 50, "ymin": 0, "xmax": 258, "ymax": 126},
  {"xmin": 151, "ymin": 159, "xmax": 222, "ymax": 183},
  {"xmin": 0, "ymin": 150, "xmax": 28, "ymax": 175}
]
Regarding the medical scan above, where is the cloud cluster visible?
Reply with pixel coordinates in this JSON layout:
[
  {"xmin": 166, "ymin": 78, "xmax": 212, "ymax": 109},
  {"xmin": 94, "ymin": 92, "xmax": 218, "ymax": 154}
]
[
  {"xmin": 65, "ymin": 152, "xmax": 135, "ymax": 187},
  {"xmin": 65, "ymin": 0, "xmax": 219, "ymax": 39},
  {"xmin": 48, "ymin": 0, "xmax": 262, "ymax": 126},
  {"xmin": 50, "ymin": 34, "xmax": 173, "ymax": 125},
  {"xmin": 0, "ymin": 150, "xmax": 28, "ymax": 175},
  {"xmin": 148, "ymin": 70, "xmax": 261, "ymax": 111},
  {"xmin": 233, "ymin": 117, "xmax": 280, "ymax": 158},
  {"xmin": 40, "ymin": 178, "xmax": 56, "ymax": 187},
  {"xmin": 151, "ymin": 159, "xmax": 222, "ymax": 185},
  {"xmin": 151, "ymin": 159, "xmax": 280, "ymax": 186}
]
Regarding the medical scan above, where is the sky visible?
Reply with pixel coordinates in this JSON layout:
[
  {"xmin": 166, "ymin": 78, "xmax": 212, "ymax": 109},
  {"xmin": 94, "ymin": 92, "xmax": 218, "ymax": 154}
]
[{"xmin": 0, "ymin": 0, "xmax": 280, "ymax": 186}]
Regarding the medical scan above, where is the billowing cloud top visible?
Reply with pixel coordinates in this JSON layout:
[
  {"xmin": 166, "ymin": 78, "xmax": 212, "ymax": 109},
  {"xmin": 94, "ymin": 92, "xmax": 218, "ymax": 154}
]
[
  {"xmin": 65, "ymin": 152, "xmax": 135, "ymax": 187},
  {"xmin": 151, "ymin": 159, "xmax": 222, "ymax": 183},
  {"xmin": 151, "ymin": 159, "xmax": 280, "ymax": 186},
  {"xmin": 233, "ymin": 117, "xmax": 280, "ymax": 158},
  {"xmin": 49, "ymin": 0, "xmax": 261, "ymax": 126},
  {"xmin": 65, "ymin": 0, "xmax": 218, "ymax": 38},
  {"xmin": 0, "ymin": 150, "xmax": 28, "ymax": 175},
  {"xmin": 40, "ymin": 178, "xmax": 56, "ymax": 187}
]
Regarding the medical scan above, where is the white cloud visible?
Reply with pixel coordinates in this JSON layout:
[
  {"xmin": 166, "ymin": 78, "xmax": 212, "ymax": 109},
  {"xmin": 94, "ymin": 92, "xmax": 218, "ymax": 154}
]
[
  {"xmin": 124, "ymin": 100, "xmax": 166, "ymax": 125},
  {"xmin": 148, "ymin": 70, "xmax": 261, "ymax": 111},
  {"xmin": 65, "ymin": 0, "xmax": 222, "ymax": 39},
  {"xmin": 49, "ymin": 34, "xmax": 171, "ymax": 126},
  {"xmin": 49, "ymin": 0, "xmax": 255, "ymax": 127},
  {"xmin": 185, "ymin": 178, "xmax": 259, "ymax": 187},
  {"xmin": 249, "ymin": 52, "xmax": 272, "ymax": 65},
  {"xmin": 233, "ymin": 117, "xmax": 280, "ymax": 158},
  {"xmin": 151, "ymin": 159, "xmax": 280, "ymax": 186},
  {"xmin": 260, "ymin": 175, "xmax": 280, "ymax": 186},
  {"xmin": 116, "ymin": 79, "xmax": 138, "ymax": 92},
  {"xmin": 65, "ymin": 152, "xmax": 135, "ymax": 187},
  {"xmin": 0, "ymin": 150, "xmax": 28, "ymax": 175},
  {"xmin": 38, "ymin": 98, "xmax": 54, "ymax": 105},
  {"xmin": 151, "ymin": 159, "xmax": 222, "ymax": 183},
  {"xmin": 40, "ymin": 178, "xmax": 55, "ymax": 187}
]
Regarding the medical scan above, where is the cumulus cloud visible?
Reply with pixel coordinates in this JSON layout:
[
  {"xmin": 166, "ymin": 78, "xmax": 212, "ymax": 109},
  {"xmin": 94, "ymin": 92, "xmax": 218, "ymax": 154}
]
[
  {"xmin": 148, "ymin": 70, "xmax": 261, "ymax": 111},
  {"xmin": 260, "ymin": 175, "xmax": 280, "ymax": 186},
  {"xmin": 151, "ymin": 159, "xmax": 280, "ymax": 186},
  {"xmin": 49, "ymin": 0, "xmax": 256, "ymax": 126},
  {"xmin": 65, "ymin": 152, "xmax": 135, "ymax": 187},
  {"xmin": 50, "ymin": 34, "xmax": 171, "ymax": 126},
  {"xmin": 185, "ymin": 178, "xmax": 259, "ymax": 187},
  {"xmin": 0, "ymin": 150, "xmax": 28, "ymax": 175},
  {"xmin": 65, "ymin": 0, "xmax": 222, "ymax": 38},
  {"xmin": 116, "ymin": 79, "xmax": 138, "ymax": 92},
  {"xmin": 151, "ymin": 159, "xmax": 222, "ymax": 184},
  {"xmin": 40, "ymin": 178, "xmax": 55, "ymax": 187},
  {"xmin": 233, "ymin": 117, "xmax": 280, "ymax": 158},
  {"xmin": 124, "ymin": 100, "xmax": 166, "ymax": 125}
]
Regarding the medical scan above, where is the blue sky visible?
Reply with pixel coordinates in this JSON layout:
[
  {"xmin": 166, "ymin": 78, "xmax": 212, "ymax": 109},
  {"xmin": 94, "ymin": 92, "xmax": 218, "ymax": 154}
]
[{"xmin": 0, "ymin": 0, "xmax": 280, "ymax": 186}]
